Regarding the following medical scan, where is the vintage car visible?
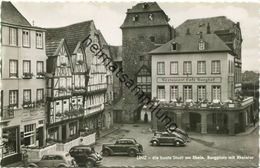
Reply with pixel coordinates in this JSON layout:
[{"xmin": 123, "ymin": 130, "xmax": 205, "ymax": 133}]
[
  {"xmin": 166, "ymin": 127, "xmax": 191, "ymax": 142},
  {"xmin": 102, "ymin": 138, "xmax": 143, "ymax": 157},
  {"xmin": 69, "ymin": 145, "xmax": 102, "ymax": 168},
  {"xmin": 28, "ymin": 151, "xmax": 76, "ymax": 167},
  {"xmin": 151, "ymin": 131, "xmax": 187, "ymax": 147}
]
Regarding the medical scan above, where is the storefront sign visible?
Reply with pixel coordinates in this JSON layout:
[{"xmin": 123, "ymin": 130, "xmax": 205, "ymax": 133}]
[{"xmin": 157, "ymin": 77, "xmax": 222, "ymax": 83}]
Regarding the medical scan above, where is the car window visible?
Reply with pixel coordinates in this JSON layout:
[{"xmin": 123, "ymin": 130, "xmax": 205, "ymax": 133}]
[
  {"xmin": 161, "ymin": 133, "xmax": 168, "ymax": 137},
  {"xmin": 42, "ymin": 155, "xmax": 54, "ymax": 160},
  {"xmin": 54, "ymin": 155, "xmax": 63, "ymax": 160},
  {"xmin": 78, "ymin": 149, "xmax": 84, "ymax": 153},
  {"xmin": 127, "ymin": 140, "xmax": 134, "ymax": 144},
  {"xmin": 65, "ymin": 153, "xmax": 71, "ymax": 158}
]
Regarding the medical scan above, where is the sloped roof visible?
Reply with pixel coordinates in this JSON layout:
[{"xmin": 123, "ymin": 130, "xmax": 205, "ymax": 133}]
[
  {"xmin": 108, "ymin": 45, "xmax": 122, "ymax": 62},
  {"xmin": 127, "ymin": 2, "xmax": 164, "ymax": 13},
  {"xmin": 176, "ymin": 16, "xmax": 237, "ymax": 36},
  {"xmin": 1, "ymin": 1, "xmax": 31, "ymax": 26},
  {"xmin": 121, "ymin": 2, "xmax": 170, "ymax": 28},
  {"xmin": 149, "ymin": 34, "xmax": 231, "ymax": 55},
  {"xmin": 46, "ymin": 39, "xmax": 63, "ymax": 57},
  {"xmin": 46, "ymin": 20, "xmax": 93, "ymax": 54}
]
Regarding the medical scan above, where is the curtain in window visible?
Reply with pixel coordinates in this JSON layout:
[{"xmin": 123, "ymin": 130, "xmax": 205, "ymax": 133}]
[
  {"xmin": 23, "ymin": 61, "xmax": 30, "ymax": 73},
  {"xmin": 170, "ymin": 86, "xmax": 178, "ymax": 100},
  {"xmin": 23, "ymin": 90, "xmax": 31, "ymax": 102}
]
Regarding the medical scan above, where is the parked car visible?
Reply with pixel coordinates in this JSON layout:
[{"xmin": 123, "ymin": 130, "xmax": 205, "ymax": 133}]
[
  {"xmin": 166, "ymin": 127, "xmax": 191, "ymax": 142},
  {"xmin": 28, "ymin": 151, "xmax": 76, "ymax": 167},
  {"xmin": 69, "ymin": 145, "xmax": 102, "ymax": 168},
  {"xmin": 102, "ymin": 138, "xmax": 143, "ymax": 157},
  {"xmin": 151, "ymin": 131, "xmax": 187, "ymax": 147}
]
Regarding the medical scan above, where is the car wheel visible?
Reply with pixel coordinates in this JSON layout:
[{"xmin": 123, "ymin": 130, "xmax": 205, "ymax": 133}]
[
  {"xmin": 175, "ymin": 141, "xmax": 181, "ymax": 147},
  {"xmin": 128, "ymin": 149, "xmax": 137, "ymax": 157},
  {"xmin": 152, "ymin": 140, "xmax": 159, "ymax": 146},
  {"xmin": 85, "ymin": 160, "xmax": 94, "ymax": 168},
  {"xmin": 102, "ymin": 149, "xmax": 110, "ymax": 156},
  {"xmin": 28, "ymin": 163, "xmax": 38, "ymax": 167}
]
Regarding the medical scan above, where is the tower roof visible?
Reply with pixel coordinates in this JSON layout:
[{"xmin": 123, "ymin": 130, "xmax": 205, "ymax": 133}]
[
  {"xmin": 121, "ymin": 2, "xmax": 170, "ymax": 29},
  {"xmin": 1, "ymin": 1, "xmax": 31, "ymax": 26}
]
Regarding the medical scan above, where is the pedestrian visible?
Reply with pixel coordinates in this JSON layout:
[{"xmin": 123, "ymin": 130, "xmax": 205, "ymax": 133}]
[
  {"xmin": 144, "ymin": 112, "xmax": 148, "ymax": 123},
  {"xmin": 22, "ymin": 150, "xmax": 29, "ymax": 167},
  {"xmin": 79, "ymin": 138, "xmax": 84, "ymax": 145},
  {"xmin": 216, "ymin": 125, "xmax": 219, "ymax": 134},
  {"xmin": 253, "ymin": 116, "xmax": 256, "ymax": 126}
]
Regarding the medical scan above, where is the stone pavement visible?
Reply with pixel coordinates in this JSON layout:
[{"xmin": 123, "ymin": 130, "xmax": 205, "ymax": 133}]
[{"xmin": 3, "ymin": 124, "xmax": 259, "ymax": 167}]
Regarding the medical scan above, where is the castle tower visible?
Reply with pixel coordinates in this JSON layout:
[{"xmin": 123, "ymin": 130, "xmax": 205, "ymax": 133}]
[{"xmin": 119, "ymin": 2, "xmax": 173, "ymax": 123}]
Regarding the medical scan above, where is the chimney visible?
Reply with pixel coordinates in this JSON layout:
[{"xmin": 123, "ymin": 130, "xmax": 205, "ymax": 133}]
[
  {"xmin": 199, "ymin": 32, "xmax": 203, "ymax": 39},
  {"xmin": 186, "ymin": 28, "xmax": 190, "ymax": 35},
  {"xmin": 236, "ymin": 22, "xmax": 240, "ymax": 28},
  {"xmin": 207, "ymin": 23, "xmax": 210, "ymax": 34}
]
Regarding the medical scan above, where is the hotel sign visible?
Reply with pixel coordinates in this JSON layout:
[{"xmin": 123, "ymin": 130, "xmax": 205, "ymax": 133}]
[{"xmin": 157, "ymin": 77, "xmax": 222, "ymax": 83}]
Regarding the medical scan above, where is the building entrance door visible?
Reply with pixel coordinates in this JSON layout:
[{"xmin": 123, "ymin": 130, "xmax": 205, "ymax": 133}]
[
  {"xmin": 189, "ymin": 112, "xmax": 201, "ymax": 132},
  {"xmin": 62, "ymin": 124, "xmax": 66, "ymax": 140}
]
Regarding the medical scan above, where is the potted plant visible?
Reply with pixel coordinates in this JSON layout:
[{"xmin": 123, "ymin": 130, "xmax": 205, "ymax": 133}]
[
  {"xmin": 201, "ymin": 99, "xmax": 208, "ymax": 108},
  {"xmin": 77, "ymin": 60, "xmax": 84, "ymax": 65},
  {"xmin": 22, "ymin": 101, "xmax": 32, "ymax": 108},
  {"xmin": 36, "ymin": 72, "xmax": 45, "ymax": 79},
  {"xmin": 55, "ymin": 112, "xmax": 62, "ymax": 118},
  {"xmin": 58, "ymin": 87, "xmax": 67, "ymax": 92},
  {"xmin": 176, "ymin": 97, "xmax": 182, "ymax": 107},
  {"xmin": 23, "ymin": 72, "xmax": 33, "ymax": 79}
]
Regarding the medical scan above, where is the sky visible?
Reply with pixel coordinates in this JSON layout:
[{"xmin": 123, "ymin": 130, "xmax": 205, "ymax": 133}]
[{"xmin": 13, "ymin": 1, "xmax": 260, "ymax": 72}]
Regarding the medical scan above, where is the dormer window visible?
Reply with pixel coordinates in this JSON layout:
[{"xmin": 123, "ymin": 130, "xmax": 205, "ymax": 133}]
[
  {"xmin": 148, "ymin": 14, "xmax": 153, "ymax": 21},
  {"xmin": 198, "ymin": 41, "xmax": 205, "ymax": 51},
  {"xmin": 171, "ymin": 42, "xmax": 177, "ymax": 51},
  {"xmin": 60, "ymin": 55, "xmax": 67, "ymax": 67},
  {"xmin": 132, "ymin": 15, "xmax": 139, "ymax": 22},
  {"xmin": 76, "ymin": 53, "xmax": 83, "ymax": 64},
  {"xmin": 142, "ymin": 3, "xmax": 148, "ymax": 9}
]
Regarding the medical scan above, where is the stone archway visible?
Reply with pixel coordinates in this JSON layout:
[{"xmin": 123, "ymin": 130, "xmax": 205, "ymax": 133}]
[
  {"xmin": 207, "ymin": 113, "xmax": 228, "ymax": 134},
  {"xmin": 189, "ymin": 112, "xmax": 201, "ymax": 132}
]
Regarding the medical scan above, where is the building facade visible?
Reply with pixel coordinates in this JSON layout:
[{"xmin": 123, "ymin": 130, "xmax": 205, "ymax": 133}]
[
  {"xmin": 45, "ymin": 21, "xmax": 112, "ymax": 142},
  {"xmin": 176, "ymin": 16, "xmax": 243, "ymax": 92},
  {"xmin": 1, "ymin": 2, "xmax": 47, "ymax": 165},
  {"xmin": 149, "ymin": 33, "xmax": 254, "ymax": 135}
]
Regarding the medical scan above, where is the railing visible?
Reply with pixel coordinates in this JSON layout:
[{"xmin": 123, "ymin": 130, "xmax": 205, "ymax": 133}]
[
  {"xmin": 87, "ymin": 84, "xmax": 107, "ymax": 92},
  {"xmin": 146, "ymin": 97, "xmax": 254, "ymax": 110},
  {"xmin": 2, "ymin": 109, "xmax": 14, "ymax": 120},
  {"xmin": 22, "ymin": 107, "xmax": 45, "ymax": 119},
  {"xmin": 85, "ymin": 104, "xmax": 104, "ymax": 115}
]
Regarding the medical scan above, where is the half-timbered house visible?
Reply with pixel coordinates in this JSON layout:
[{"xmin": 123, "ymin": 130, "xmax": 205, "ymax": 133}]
[
  {"xmin": 45, "ymin": 38, "xmax": 77, "ymax": 141},
  {"xmin": 45, "ymin": 20, "xmax": 113, "ymax": 140}
]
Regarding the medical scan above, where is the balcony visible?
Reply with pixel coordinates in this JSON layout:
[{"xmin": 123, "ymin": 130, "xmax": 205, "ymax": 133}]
[
  {"xmin": 22, "ymin": 73, "xmax": 33, "ymax": 79},
  {"xmin": 144, "ymin": 97, "xmax": 254, "ymax": 111},
  {"xmin": 53, "ymin": 108, "xmax": 85, "ymax": 122}
]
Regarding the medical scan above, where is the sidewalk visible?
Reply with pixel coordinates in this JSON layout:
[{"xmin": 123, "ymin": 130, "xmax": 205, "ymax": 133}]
[
  {"xmin": 4, "ymin": 126, "xmax": 120, "ymax": 167},
  {"xmin": 236, "ymin": 122, "xmax": 259, "ymax": 136},
  {"xmin": 99, "ymin": 125, "xmax": 120, "ymax": 138}
]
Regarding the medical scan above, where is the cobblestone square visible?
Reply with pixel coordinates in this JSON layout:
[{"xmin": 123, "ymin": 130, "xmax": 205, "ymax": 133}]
[{"xmin": 94, "ymin": 124, "xmax": 259, "ymax": 167}]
